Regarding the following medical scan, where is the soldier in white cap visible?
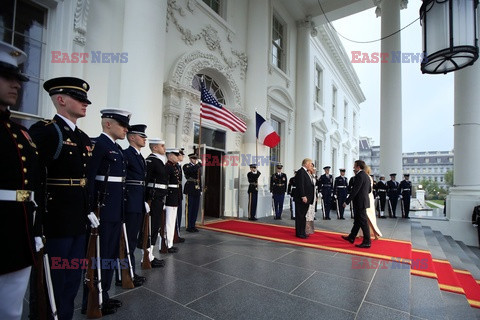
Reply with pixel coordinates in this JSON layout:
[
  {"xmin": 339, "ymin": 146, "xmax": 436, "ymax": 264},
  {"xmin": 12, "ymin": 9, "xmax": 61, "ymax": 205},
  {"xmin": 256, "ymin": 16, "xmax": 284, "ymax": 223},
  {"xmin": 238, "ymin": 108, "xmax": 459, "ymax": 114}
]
[{"xmin": 0, "ymin": 41, "xmax": 43, "ymax": 320}]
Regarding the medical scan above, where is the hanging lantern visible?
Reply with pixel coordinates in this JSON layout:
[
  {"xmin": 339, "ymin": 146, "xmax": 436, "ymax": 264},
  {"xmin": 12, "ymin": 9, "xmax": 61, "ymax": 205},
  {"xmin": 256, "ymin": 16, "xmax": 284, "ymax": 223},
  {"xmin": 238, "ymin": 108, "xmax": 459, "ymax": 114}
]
[{"xmin": 420, "ymin": 0, "xmax": 479, "ymax": 74}]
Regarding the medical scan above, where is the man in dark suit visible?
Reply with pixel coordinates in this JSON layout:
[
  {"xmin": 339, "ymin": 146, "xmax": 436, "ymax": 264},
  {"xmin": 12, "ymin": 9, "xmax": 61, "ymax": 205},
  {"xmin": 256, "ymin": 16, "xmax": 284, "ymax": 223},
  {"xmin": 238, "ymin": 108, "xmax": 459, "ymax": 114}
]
[
  {"xmin": 270, "ymin": 163, "xmax": 287, "ymax": 220},
  {"xmin": 342, "ymin": 160, "xmax": 371, "ymax": 248},
  {"xmin": 30, "ymin": 77, "xmax": 93, "ymax": 319},
  {"xmin": 294, "ymin": 158, "xmax": 315, "ymax": 239},
  {"xmin": 122, "ymin": 124, "xmax": 148, "ymax": 286},
  {"xmin": 333, "ymin": 169, "xmax": 348, "ymax": 219},
  {"xmin": 86, "ymin": 108, "xmax": 131, "ymax": 314}
]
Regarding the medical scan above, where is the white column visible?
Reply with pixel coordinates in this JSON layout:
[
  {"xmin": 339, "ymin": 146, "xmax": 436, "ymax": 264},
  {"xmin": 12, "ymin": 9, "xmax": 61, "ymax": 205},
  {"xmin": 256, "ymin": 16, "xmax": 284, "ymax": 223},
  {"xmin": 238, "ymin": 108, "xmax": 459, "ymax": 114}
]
[
  {"xmin": 242, "ymin": 0, "xmax": 269, "ymax": 218},
  {"xmin": 294, "ymin": 19, "xmax": 313, "ymax": 167},
  {"xmin": 446, "ymin": 25, "xmax": 480, "ymax": 245},
  {"xmin": 244, "ymin": 0, "xmax": 269, "ymax": 160},
  {"xmin": 379, "ymin": 0, "xmax": 404, "ymax": 177},
  {"xmin": 119, "ymin": 0, "xmax": 167, "ymax": 137}
]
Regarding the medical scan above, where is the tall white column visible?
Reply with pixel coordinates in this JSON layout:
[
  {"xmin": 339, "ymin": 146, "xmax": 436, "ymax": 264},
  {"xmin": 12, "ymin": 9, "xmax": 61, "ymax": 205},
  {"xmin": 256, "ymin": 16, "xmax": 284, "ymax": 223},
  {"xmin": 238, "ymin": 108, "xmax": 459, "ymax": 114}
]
[
  {"xmin": 446, "ymin": 19, "xmax": 480, "ymax": 245},
  {"xmin": 379, "ymin": 0, "xmax": 404, "ymax": 177},
  {"xmin": 241, "ymin": 0, "xmax": 269, "ymax": 217},
  {"xmin": 294, "ymin": 19, "xmax": 314, "ymax": 167},
  {"xmin": 245, "ymin": 0, "xmax": 269, "ymax": 160},
  {"xmin": 119, "ymin": 0, "xmax": 167, "ymax": 137}
]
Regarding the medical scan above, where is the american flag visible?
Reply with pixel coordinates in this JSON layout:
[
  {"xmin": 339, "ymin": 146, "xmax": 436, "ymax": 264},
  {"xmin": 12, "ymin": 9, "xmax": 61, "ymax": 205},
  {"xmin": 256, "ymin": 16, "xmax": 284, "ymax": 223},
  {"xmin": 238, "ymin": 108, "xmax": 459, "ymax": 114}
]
[{"xmin": 200, "ymin": 82, "xmax": 247, "ymax": 133}]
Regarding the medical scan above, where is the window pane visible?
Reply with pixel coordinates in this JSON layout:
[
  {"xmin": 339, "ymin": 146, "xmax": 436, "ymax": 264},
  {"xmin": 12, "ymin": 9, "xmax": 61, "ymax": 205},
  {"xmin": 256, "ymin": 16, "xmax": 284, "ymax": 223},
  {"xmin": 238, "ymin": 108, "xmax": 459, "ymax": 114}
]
[{"xmin": 0, "ymin": 0, "xmax": 15, "ymax": 43}]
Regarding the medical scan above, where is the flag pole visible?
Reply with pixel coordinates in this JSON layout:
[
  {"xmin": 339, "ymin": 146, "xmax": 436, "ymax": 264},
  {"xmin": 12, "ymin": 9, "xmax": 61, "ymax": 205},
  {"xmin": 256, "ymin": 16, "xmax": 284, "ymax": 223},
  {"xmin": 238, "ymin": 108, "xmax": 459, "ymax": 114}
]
[{"xmin": 199, "ymin": 78, "xmax": 205, "ymax": 226}]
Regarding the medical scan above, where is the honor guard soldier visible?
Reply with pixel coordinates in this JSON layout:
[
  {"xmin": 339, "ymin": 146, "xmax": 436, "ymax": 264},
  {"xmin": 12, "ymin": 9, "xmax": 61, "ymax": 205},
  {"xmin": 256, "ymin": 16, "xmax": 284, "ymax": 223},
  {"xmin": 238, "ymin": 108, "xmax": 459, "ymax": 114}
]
[
  {"xmin": 0, "ymin": 41, "xmax": 43, "ymax": 320},
  {"xmin": 270, "ymin": 163, "xmax": 287, "ymax": 220},
  {"xmin": 247, "ymin": 164, "xmax": 261, "ymax": 220},
  {"xmin": 174, "ymin": 148, "xmax": 185, "ymax": 243},
  {"xmin": 30, "ymin": 76, "xmax": 93, "ymax": 319},
  {"xmin": 333, "ymin": 169, "xmax": 348, "ymax": 219},
  {"xmin": 143, "ymin": 138, "xmax": 167, "ymax": 267},
  {"xmin": 399, "ymin": 173, "xmax": 412, "ymax": 219},
  {"xmin": 122, "ymin": 124, "xmax": 148, "ymax": 286},
  {"xmin": 287, "ymin": 171, "xmax": 297, "ymax": 220},
  {"xmin": 86, "ymin": 108, "xmax": 131, "ymax": 314},
  {"xmin": 376, "ymin": 175, "xmax": 387, "ymax": 218},
  {"xmin": 164, "ymin": 149, "xmax": 182, "ymax": 253},
  {"xmin": 319, "ymin": 166, "xmax": 333, "ymax": 220},
  {"xmin": 387, "ymin": 173, "xmax": 400, "ymax": 218},
  {"xmin": 183, "ymin": 152, "xmax": 202, "ymax": 232}
]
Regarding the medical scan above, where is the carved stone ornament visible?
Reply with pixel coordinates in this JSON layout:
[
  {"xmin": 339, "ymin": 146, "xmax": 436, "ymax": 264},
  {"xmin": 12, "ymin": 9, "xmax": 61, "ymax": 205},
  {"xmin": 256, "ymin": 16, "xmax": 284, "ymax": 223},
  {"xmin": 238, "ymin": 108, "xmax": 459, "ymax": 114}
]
[
  {"xmin": 167, "ymin": 0, "xmax": 248, "ymax": 79},
  {"xmin": 73, "ymin": 0, "xmax": 90, "ymax": 46}
]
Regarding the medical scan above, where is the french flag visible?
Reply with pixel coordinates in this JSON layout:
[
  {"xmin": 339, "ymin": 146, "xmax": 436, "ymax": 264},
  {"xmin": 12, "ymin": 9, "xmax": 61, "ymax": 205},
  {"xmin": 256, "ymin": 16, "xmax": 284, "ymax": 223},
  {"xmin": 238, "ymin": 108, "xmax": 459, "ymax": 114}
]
[{"xmin": 256, "ymin": 112, "xmax": 280, "ymax": 148}]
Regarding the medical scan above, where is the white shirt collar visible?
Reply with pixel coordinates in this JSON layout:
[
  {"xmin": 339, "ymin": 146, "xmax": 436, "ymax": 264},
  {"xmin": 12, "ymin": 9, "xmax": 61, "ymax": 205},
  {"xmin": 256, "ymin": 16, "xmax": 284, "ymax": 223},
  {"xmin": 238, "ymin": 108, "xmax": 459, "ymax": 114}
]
[
  {"xmin": 153, "ymin": 152, "xmax": 166, "ymax": 164},
  {"xmin": 56, "ymin": 113, "xmax": 76, "ymax": 131},
  {"xmin": 101, "ymin": 132, "xmax": 116, "ymax": 144}
]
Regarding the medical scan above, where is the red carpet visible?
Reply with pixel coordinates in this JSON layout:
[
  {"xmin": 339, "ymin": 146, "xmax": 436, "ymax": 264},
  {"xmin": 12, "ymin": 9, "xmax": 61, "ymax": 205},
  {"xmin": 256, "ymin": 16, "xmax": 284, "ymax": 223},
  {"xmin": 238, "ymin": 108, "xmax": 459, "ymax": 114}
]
[{"xmin": 200, "ymin": 219, "xmax": 480, "ymax": 308}]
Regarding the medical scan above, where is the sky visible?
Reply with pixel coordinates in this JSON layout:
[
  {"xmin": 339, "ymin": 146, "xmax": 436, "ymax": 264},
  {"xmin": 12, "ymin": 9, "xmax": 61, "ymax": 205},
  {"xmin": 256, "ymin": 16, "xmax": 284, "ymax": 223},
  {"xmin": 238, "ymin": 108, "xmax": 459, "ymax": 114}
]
[{"xmin": 332, "ymin": 2, "xmax": 455, "ymax": 153}]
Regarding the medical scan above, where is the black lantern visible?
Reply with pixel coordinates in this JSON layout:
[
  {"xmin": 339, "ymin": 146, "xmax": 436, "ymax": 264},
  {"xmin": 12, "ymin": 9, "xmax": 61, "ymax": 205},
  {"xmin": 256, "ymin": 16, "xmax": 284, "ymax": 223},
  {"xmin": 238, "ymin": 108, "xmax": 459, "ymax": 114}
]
[{"xmin": 420, "ymin": 0, "xmax": 479, "ymax": 74}]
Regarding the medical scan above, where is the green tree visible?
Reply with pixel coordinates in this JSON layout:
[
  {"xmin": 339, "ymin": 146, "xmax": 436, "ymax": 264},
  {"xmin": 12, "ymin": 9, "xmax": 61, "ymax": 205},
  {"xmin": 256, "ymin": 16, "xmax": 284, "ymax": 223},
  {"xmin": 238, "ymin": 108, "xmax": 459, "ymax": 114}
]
[
  {"xmin": 444, "ymin": 170, "xmax": 453, "ymax": 187},
  {"xmin": 418, "ymin": 179, "xmax": 446, "ymax": 200}
]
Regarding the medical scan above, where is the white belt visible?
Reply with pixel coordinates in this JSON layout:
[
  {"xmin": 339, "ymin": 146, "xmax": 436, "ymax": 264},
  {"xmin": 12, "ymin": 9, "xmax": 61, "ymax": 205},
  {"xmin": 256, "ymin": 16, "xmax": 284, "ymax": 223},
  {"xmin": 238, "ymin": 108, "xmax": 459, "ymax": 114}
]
[
  {"xmin": 147, "ymin": 183, "xmax": 167, "ymax": 189},
  {"xmin": 168, "ymin": 184, "xmax": 179, "ymax": 188},
  {"xmin": 95, "ymin": 175, "xmax": 125, "ymax": 183},
  {"xmin": 0, "ymin": 189, "xmax": 35, "ymax": 202},
  {"xmin": 336, "ymin": 186, "xmax": 347, "ymax": 188}
]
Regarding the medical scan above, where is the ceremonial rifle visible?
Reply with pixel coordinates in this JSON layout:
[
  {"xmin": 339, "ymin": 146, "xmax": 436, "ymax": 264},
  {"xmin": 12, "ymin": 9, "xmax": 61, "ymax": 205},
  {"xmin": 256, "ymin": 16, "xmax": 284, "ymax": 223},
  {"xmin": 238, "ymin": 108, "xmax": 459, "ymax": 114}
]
[
  {"xmin": 141, "ymin": 180, "xmax": 155, "ymax": 269},
  {"xmin": 400, "ymin": 196, "xmax": 405, "ymax": 218},
  {"xmin": 85, "ymin": 165, "xmax": 110, "ymax": 318},
  {"xmin": 119, "ymin": 223, "xmax": 134, "ymax": 288}
]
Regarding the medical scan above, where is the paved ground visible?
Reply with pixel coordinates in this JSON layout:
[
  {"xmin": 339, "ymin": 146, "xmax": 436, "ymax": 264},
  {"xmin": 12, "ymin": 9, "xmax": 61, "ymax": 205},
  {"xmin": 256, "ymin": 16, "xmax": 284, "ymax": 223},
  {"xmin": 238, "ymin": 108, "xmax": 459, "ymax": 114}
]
[{"xmin": 28, "ymin": 213, "xmax": 417, "ymax": 319}]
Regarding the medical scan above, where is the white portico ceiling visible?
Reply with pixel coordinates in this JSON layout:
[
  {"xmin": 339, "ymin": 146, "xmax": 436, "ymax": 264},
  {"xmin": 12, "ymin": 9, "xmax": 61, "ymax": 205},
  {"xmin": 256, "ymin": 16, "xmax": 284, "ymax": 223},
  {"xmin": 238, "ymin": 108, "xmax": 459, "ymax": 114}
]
[{"xmin": 278, "ymin": 0, "xmax": 375, "ymax": 25}]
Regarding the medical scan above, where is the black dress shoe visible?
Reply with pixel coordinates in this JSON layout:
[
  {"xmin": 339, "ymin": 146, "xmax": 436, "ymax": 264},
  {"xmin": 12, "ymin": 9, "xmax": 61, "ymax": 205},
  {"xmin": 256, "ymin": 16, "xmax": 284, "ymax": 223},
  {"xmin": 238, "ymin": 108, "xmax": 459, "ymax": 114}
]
[
  {"xmin": 186, "ymin": 228, "xmax": 195, "ymax": 232},
  {"xmin": 297, "ymin": 235, "xmax": 307, "ymax": 239},
  {"xmin": 167, "ymin": 247, "xmax": 178, "ymax": 253},
  {"xmin": 193, "ymin": 228, "xmax": 199, "ymax": 232},
  {"xmin": 134, "ymin": 274, "xmax": 146, "ymax": 282},
  {"xmin": 105, "ymin": 298, "xmax": 122, "ymax": 308},
  {"xmin": 115, "ymin": 279, "xmax": 122, "ymax": 286},
  {"xmin": 355, "ymin": 243, "xmax": 371, "ymax": 248},
  {"xmin": 101, "ymin": 305, "xmax": 117, "ymax": 315},
  {"xmin": 326, "ymin": 217, "xmax": 331, "ymax": 220},
  {"xmin": 392, "ymin": 216, "xmax": 397, "ymax": 218},
  {"xmin": 133, "ymin": 277, "xmax": 144, "ymax": 287},
  {"xmin": 151, "ymin": 258, "xmax": 165, "ymax": 268},
  {"xmin": 341, "ymin": 235, "xmax": 354, "ymax": 244},
  {"xmin": 175, "ymin": 237, "xmax": 186, "ymax": 243}
]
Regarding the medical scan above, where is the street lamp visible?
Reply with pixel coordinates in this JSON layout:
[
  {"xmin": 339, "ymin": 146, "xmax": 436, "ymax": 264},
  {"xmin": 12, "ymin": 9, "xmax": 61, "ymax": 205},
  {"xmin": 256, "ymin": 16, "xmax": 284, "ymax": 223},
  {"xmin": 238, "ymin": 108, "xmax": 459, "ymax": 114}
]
[{"xmin": 420, "ymin": 0, "xmax": 479, "ymax": 74}]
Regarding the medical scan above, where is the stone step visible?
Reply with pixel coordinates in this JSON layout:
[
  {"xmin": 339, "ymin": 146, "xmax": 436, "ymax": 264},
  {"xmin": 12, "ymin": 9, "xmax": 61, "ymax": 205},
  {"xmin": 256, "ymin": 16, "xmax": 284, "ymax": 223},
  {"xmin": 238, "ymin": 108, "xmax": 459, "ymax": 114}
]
[
  {"xmin": 457, "ymin": 241, "xmax": 480, "ymax": 271},
  {"xmin": 445, "ymin": 236, "xmax": 480, "ymax": 280},
  {"xmin": 410, "ymin": 222, "xmax": 448, "ymax": 319},
  {"xmin": 420, "ymin": 225, "xmax": 476, "ymax": 315},
  {"xmin": 433, "ymin": 230, "xmax": 464, "ymax": 270}
]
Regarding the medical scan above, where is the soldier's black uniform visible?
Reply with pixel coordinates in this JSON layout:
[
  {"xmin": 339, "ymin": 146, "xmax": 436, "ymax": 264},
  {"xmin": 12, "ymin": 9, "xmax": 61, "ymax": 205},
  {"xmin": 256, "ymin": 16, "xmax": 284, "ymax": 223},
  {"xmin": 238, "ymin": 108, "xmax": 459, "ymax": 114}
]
[
  {"xmin": 376, "ymin": 179, "xmax": 388, "ymax": 218},
  {"xmin": 30, "ymin": 113, "xmax": 92, "ymax": 319},
  {"xmin": 183, "ymin": 158, "xmax": 202, "ymax": 231},
  {"xmin": 287, "ymin": 175, "xmax": 296, "ymax": 219},
  {"xmin": 319, "ymin": 172, "xmax": 333, "ymax": 219},
  {"xmin": 247, "ymin": 167, "xmax": 261, "ymax": 220},
  {"xmin": 333, "ymin": 173, "xmax": 348, "ymax": 219},
  {"xmin": 387, "ymin": 175, "xmax": 400, "ymax": 218},
  {"xmin": 145, "ymin": 153, "xmax": 168, "ymax": 251},
  {"xmin": 270, "ymin": 169, "xmax": 287, "ymax": 219},
  {"xmin": 164, "ymin": 159, "xmax": 181, "ymax": 252},
  {"xmin": 399, "ymin": 176, "xmax": 412, "ymax": 218},
  {"xmin": 1, "ymin": 108, "xmax": 42, "ymax": 275}
]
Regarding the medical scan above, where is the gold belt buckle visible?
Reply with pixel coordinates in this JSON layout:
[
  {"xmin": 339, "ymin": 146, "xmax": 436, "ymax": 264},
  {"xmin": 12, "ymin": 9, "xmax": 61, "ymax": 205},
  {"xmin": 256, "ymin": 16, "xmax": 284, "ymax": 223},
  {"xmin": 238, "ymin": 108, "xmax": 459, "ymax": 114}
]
[
  {"xmin": 195, "ymin": 185, "xmax": 200, "ymax": 190},
  {"xmin": 79, "ymin": 178, "xmax": 87, "ymax": 187},
  {"xmin": 16, "ymin": 190, "xmax": 31, "ymax": 202}
]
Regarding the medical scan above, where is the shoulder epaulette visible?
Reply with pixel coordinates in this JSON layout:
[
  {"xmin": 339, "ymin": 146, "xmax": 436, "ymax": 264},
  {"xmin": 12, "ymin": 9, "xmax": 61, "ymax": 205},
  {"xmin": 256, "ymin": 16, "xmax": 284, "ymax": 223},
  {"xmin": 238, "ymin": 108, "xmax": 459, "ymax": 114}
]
[{"xmin": 41, "ymin": 119, "xmax": 56, "ymax": 126}]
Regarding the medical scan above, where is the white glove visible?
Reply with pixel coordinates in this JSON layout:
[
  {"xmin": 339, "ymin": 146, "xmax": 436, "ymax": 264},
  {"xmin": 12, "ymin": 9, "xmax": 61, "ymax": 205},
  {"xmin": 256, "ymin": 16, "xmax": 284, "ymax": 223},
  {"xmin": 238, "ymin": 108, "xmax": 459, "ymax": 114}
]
[
  {"xmin": 35, "ymin": 237, "xmax": 44, "ymax": 252},
  {"xmin": 319, "ymin": 193, "xmax": 323, "ymax": 199},
  {"xmin": 334, "ymin": 195, "xmax": 337, "ymax": 199},
  {"xmin": 386, "ymin": 196, "xmax": 389, "ymax": 200},
  {"xmin": 375, "ymin": 196, "xmax": 380, "ymax": 200},
  {"xmin": 399, "ymin": 195, "xmax": 403, "ymax": 200},
  {"xmin": 145, "ymin": 202, "xmax": 150, "ymax": 213},
  {"xmin": 197, "ymin": 159, "xmax": 202, "ymax": 164},
  {"xmin": 88, "ymin": 212, "xmax": 100, "ymax": 228}
]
